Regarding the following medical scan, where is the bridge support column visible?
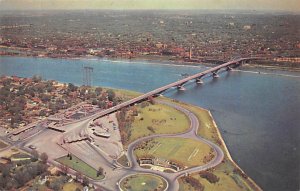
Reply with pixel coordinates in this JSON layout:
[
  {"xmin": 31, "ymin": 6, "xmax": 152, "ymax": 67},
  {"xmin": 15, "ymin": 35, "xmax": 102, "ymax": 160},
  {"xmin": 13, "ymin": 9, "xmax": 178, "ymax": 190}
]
[
  {"xmin": 177, "ymin": 85, "xmax": 186, "ymax": 91},
  {"xmin": 196, "ymin": 78, "xmax": 204, "ymax": 84},
  {"xmin": 212, "ymin": 72, "xmax": 219, "ymax": 78},
  {"xmin": 226, "ymin": 66, "xmax": 233, "ymax": 71}
]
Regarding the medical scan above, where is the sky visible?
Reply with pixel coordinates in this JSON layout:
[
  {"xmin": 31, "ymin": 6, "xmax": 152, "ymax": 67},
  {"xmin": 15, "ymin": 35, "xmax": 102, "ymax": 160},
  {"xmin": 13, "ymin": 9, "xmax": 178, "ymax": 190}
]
[{"xmin": 0, "ymin": 0, "xmax": 299, "ymax": 12}]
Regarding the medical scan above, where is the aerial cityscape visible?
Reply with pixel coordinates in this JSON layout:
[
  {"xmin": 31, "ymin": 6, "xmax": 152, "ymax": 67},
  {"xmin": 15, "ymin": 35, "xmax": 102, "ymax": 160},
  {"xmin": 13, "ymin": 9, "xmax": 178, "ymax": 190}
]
[{"xmin": 0, "ymin": 0, "xmax": 299, "ymax": 191}]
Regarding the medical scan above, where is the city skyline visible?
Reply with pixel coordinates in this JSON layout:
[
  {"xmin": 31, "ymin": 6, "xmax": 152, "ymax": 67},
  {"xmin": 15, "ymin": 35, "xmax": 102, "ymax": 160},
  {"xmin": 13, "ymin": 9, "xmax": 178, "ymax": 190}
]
[{"xmin": 0, "ymin": 0, "xmax": 299, "ymax": 12}]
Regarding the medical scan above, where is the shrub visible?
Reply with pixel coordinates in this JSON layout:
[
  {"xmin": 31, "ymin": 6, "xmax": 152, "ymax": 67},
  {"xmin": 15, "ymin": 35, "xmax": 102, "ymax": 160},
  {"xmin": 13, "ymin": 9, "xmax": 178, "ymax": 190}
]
[{"xmin": 199, "ymin": 171, "xmax": 220, "ymax": 183}]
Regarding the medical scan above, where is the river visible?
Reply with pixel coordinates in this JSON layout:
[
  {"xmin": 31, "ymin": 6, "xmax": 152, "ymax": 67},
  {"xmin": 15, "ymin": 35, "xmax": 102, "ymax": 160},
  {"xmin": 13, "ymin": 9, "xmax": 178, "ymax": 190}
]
[{"xmin": 0, "ymin": 56, "xmax": 299, "ymax": 191}]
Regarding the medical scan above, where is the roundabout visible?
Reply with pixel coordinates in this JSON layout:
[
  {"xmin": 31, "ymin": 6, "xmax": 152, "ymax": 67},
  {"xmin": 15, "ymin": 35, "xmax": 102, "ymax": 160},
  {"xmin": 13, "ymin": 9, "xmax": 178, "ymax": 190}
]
[{"xmin": 119, "ymin": 173, "xmax": 168, "ymax": 191}]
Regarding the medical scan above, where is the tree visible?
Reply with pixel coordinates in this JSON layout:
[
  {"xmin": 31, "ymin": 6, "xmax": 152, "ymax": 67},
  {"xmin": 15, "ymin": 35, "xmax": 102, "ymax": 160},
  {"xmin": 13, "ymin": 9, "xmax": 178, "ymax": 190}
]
[
  {"xmin": 45, "ymin": 81, "xmax": 54, "ymax": 92},
  {"xmin": 31, "ymin": 150, "xmax": 39, "ymax": 162},
  {"xmin": 106, "ymin": 89, "xmax": 115, "ymax": 102},
  {"xmin": 91, "ymin": 99, "xmax": 98, "ymax": 105},
  {"xmin": 1, "ymin": 165, "xmax": 11, "ymax": 178},
  {"xmin": 95, "ymin": 87, "xmax": 102, "ymax": 96},
  {"xmin": 14, "ymin": 170, "xmax": 27, "ymax": 187},
  {"xmin": 97, "ymin": 167, "xmax": 103, "ymax": 177},
  {"xmin": 68, "ymin": 83, "xmax": 78, "ymax": 92},
  {"xmin": 82, "ymin": 176, "xmax": 89, "ymax": 186},
  {"xmin": 40, "ymin": 152, "xmax": 48, "ymax": 164},
  {"xmin": 50, "ymin": 181, "xmax": 61, "ymax": 190},
  {"xmin": 184, "ymin": 176, "xmax": 204, "ymax": 191},
  {"xmin": 32, "ymin": 75, "xmax": 42, "ymax": 83},
  {"xmin": 98, "ymin": 101, "xmax": 106, "ymax": 109},
  {"xmin": 199, "ymin": 171, "xmax": 219, "ymax": 183}
]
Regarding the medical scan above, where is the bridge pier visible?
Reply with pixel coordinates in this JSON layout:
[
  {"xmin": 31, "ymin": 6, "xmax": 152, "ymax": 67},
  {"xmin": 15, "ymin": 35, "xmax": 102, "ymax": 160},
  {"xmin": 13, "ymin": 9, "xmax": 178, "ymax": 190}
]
[
  {"xmin": 212, "ymin": 72, "xmax": 220, "ymax": 78},
  {"xmin": 226, "ymin": 66, "xmax": 233, "ymax": 71},
  {"xmin": 177, "ymin": 85, "xmax": 186, "ymax": 91},
  {"xmin": 196, "ymin": 78, "xmax": 204, "ymax": 84}
]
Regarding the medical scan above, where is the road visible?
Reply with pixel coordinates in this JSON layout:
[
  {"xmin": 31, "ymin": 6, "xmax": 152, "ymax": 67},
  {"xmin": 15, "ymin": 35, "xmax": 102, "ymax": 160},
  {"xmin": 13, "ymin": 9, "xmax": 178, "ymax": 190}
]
[
  {"xmin": 122, "ymin": 100, "xmax": 224, "ymax": 191},
  {"xmin": 82, "ymin": 100, "xmax": 225, "ymax": 191},
  {"xmin": 89, "ymin": 57, "xmax": 260, "ymax": 120}
]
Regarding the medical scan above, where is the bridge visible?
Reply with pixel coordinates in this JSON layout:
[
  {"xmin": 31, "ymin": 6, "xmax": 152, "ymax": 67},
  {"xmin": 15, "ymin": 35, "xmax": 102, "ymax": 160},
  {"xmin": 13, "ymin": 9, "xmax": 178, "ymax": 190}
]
[{"xmin": 93, "ymin": 57, "xmax": 260, "ymax": 120}]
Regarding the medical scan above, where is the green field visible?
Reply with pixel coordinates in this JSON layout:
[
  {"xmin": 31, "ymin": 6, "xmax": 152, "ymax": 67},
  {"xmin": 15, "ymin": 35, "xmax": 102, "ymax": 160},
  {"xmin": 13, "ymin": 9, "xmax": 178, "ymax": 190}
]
[
  {"xmin": 129, "ymin": 104, "xmax": 190, "ymax": 143},
  {"xmin": 164, "ymin": 100, "xmax": 219, "ymax": 144},
  {"xmin": 56, "ymin": 155, "xmax": 104, "ymax": 180},
  {"xmin": 120, "ymin": 173, "xmax": 167, "ymax": 191},
  {"xmin": 134, "ymin": 137, "xmax": 213, "ymax": 167}
]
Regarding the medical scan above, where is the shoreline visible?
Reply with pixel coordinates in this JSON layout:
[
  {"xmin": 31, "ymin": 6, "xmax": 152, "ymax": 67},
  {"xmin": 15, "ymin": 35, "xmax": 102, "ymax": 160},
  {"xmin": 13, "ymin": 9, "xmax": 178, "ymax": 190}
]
[
  {"xmin": 207, "ymin": 110, "xmax": 263, "ymax": 191},
  {"xmin": 1, "ymin": 50, "xmax": 299, "ymax": 73},
  {"xmin": 166, "ymin": 98, "xmax": 263, "ymax": 191}
]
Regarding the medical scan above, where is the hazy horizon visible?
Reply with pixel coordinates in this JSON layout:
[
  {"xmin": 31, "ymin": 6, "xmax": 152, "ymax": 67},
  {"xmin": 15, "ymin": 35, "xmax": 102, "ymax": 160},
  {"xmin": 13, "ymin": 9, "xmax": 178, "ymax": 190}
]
[{"xmin": 0, "ymin": 0, "xmax": 299, "ymax": 12}]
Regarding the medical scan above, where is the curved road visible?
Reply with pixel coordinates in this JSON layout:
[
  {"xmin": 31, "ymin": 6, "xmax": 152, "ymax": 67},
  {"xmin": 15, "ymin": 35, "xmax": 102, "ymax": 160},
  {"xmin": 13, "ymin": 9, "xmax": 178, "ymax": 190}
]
[
  {"xmin": 123, "ymin": 100, "xmax": 224, "ymax": 191},
  {"xmin": 90, "ymin": 100, "xmax": 224, "ymax": 191}
]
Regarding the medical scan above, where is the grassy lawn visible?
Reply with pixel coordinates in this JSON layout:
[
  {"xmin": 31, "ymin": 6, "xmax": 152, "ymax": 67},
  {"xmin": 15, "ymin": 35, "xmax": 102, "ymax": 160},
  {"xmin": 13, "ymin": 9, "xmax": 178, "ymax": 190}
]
[
  {"xmin": 129, "ymin": 104, "xmax": 190, "ymax": 143},
  {"xmin": 56, "ymin": 155, "xmax": 104, "ymax": 180},
  {"xmin": 120, "ymin": 174, "xmax": 167, "ymax": 191},
  {"xmin": 0, "ymin": 140, "xmax": 7, "ymax": 149},
  {"xmin": 113, "ymin": 88, "xmax": 141, "ymax": 99},
  {"xmin": 165, "ymin": 100, "xmax": 219, "ymax": 144},
  {"xmin": 63, "ymin": 182, "xmax": 83, "ymax": 191},
  {"xmin": 179, "ymin": 161, "xmax": 253, "ymax": 191},
  {"xmin": 134, "ymin": 137, "xmax": 213, "ymax": 167},
  {"xmin": 102, "ymin": 87, "xmax": 141, "ymax": 101}
]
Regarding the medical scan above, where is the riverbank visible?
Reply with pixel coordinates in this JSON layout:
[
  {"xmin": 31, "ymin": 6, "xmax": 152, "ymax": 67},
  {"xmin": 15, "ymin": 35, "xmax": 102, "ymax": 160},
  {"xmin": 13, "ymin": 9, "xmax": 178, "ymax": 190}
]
[
  {"xmin": 165, "ymin": 99, "xmax": 262, "ymax": 191},
  {"xmin": 1, "ymin": 48, "xmax": 299, "ymax": 72},
  {"xmin": 207, "ymin": 110, "xmax": 262, "ymax": 191}
]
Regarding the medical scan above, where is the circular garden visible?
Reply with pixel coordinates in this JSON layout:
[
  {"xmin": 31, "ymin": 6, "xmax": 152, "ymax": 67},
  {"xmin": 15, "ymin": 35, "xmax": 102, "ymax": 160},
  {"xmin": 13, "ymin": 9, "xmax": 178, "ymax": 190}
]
[{"xmin": 119, "ymin": 173, "xmax": 168, "ymax": 191}]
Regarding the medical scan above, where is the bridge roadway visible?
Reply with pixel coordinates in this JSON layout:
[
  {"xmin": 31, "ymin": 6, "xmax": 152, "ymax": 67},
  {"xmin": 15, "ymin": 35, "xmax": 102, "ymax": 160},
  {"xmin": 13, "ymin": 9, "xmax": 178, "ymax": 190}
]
[{"xmin": 92, "ymin": 57, "xmax": 258, "ymax": 120}]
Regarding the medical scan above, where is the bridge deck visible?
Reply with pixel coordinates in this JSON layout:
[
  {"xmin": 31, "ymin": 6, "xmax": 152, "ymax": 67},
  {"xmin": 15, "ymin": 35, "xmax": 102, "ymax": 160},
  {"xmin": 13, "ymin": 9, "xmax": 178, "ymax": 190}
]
[{"xmin": 92, "ymin": 57, "xmax": 258, "ymax": 119}]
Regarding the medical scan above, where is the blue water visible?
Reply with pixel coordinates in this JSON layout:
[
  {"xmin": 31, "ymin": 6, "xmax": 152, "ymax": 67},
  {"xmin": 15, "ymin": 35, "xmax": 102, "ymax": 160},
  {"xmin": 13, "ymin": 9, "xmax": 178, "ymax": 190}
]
[{"xmin": 0, "ymin": 56, "xmax": 299, "ymax": 191}]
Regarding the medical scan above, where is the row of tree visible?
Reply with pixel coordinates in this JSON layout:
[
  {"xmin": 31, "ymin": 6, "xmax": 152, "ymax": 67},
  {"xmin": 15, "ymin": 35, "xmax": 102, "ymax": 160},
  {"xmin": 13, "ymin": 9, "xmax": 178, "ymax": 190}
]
[
  {"xmin": 182, "ymin": 176, "xmax": 205, "ymax": 191},
  {"xmin": 199, "ymin": 171, "xmax": 220, "ymax": 183}
]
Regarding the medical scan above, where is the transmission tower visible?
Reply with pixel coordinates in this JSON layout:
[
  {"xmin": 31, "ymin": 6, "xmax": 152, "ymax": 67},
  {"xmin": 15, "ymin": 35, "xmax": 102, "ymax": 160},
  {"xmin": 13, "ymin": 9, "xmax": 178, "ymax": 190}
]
[{"xmin": 83, "ymin": 66, "xmax": 93, "ymax": 86}]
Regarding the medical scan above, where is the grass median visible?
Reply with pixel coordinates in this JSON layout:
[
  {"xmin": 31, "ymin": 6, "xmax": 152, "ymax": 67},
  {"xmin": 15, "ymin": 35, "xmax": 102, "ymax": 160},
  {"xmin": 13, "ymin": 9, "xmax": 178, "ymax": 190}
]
[{"xmin": 56, "ymin": 155, "xmax": 104, "ymax": 180}]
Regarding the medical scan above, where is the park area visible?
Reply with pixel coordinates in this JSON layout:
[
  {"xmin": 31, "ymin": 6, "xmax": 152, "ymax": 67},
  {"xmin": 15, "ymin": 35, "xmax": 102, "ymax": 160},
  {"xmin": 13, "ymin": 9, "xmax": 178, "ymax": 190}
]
[
  {"xmin": 128, "ymin": 103, "xmax": 190, "ymax": 143},
  {"xmin": 134, "ymin": 137, "xmax": 214, "ymax": 168},
  {"xmin": 56, "ymin": 155, "xmax": 104, "ymax": 180},
  {"xmin": 120, "ymin": 173, "xmax": 167, "ymax": 191}
]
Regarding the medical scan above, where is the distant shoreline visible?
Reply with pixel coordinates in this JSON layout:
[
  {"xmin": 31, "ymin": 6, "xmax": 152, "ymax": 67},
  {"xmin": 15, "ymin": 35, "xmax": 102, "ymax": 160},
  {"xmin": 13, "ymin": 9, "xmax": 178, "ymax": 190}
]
[{"xmin": 1, "ymin": 51, "xmax": 299, "ymax": 73}]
